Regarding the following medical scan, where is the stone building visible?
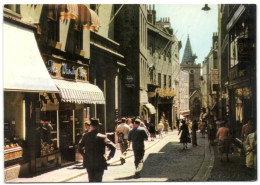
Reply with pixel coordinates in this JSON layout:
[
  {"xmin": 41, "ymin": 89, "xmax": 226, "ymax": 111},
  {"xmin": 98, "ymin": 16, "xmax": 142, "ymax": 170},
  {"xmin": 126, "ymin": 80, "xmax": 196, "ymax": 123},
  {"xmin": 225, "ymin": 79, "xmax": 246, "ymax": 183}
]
[
  {"xmin": 180, "ymin": 35, "xmax": 201, "ymax": 120},
  {"xmin": 201, "ymin": 32, "xmax": 219, "ymax": 120},
  {"xmin": 114, "ymin": 4, "xmax": 179, "ymax": 127},
  {"xmin": 218, "ymin": 5, "xmax": 256, "ymax": 138}
]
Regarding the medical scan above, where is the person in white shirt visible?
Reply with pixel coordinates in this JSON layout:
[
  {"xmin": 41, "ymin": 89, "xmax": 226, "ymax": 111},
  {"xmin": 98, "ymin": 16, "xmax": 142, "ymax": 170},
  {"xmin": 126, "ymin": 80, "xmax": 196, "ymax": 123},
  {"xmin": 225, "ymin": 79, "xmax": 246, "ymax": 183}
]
[{"xmin": 116, "ymin": 117, "xmax": 130, "ymax": 164}]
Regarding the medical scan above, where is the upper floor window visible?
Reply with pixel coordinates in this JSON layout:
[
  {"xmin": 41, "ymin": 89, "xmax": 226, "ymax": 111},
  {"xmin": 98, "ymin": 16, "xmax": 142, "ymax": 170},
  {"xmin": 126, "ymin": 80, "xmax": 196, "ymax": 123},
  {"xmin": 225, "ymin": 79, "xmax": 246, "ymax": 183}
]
[
  {"xmin": 169, "ymin": 76, "xmax": 171, "ymax": 88},
  {"xmin": 74, "ymin": 22, "xmax": 83, "ymax": 50},
  {"xmin": 4, "ymin": 4, "xmax": 20, "ymax": 14},
  {"xmin": 158, "ymin": 73, "xmax": 161, "ymax": 87},
  {"xmin": 47, "ymin": 9, "xmax": 59, "ymax": 42},
  {"xmin": 164, "ymin": 75, "xmax": 167, "ymax": 89}
]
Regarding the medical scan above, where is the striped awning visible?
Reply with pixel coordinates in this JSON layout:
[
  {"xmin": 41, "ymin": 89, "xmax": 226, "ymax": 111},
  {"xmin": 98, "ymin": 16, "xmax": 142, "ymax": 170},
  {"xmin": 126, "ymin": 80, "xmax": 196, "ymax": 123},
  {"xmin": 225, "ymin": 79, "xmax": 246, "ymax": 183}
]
[
  {"xmin": 53, "ymin": 79, "xmax": 105, "ymax": 104},
  {"xmin": 48, "ymin": 4, "xmax": 100, "ymax": 31}
]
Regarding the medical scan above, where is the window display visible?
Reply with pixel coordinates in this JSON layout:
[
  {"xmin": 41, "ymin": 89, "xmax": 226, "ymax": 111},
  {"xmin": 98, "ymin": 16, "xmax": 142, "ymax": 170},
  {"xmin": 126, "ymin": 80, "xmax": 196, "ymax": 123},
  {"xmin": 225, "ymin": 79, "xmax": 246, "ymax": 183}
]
[
  {"xmin": 38, "ymin": 111, "xmax": 58, "ymax": 156},
  {"xmin": 4, "ymin": 121, "xmax": 23, "ymax": 162}
]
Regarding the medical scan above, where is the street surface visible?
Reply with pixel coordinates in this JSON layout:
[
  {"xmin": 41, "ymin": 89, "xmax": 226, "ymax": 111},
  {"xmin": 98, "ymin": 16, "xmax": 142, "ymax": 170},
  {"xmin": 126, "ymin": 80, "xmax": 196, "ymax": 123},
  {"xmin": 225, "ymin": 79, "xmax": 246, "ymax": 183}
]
[{"xmin": 68, "ymin": 131, "xmax": 207, "ymax": 182}]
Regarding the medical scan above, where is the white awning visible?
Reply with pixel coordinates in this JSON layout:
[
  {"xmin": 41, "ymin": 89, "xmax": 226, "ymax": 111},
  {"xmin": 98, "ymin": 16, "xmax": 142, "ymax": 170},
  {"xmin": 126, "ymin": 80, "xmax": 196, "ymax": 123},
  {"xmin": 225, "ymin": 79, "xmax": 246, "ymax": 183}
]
[
  {"xmin": 143, "ymin": 103, "xmax": 156, "ymax": 115},
  {"xmin": 53, "ymin": 79, "xmax": 105, "ymax": 104},
  {"xmin": 3, "ymin": 22, "xmax": 58, "ymax": 93}
]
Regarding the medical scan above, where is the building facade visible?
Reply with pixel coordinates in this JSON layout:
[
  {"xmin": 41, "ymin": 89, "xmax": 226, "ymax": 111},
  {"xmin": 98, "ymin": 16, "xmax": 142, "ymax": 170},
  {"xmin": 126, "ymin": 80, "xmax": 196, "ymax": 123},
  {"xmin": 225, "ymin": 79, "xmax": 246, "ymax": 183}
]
[
  {"xmin": 201, "ymin": 32, "xmax": 219, "ymax": 120},
  {"xmin": 218, "ymin": 4, "xmax": 256, "ymax": 138},
  {"xmin": 114, "ymin": 4, "xmax": 179, "ymax": 127},
  {"xmin": 3, "ymin": 4, "xmax": 124, "ymax": 179}
]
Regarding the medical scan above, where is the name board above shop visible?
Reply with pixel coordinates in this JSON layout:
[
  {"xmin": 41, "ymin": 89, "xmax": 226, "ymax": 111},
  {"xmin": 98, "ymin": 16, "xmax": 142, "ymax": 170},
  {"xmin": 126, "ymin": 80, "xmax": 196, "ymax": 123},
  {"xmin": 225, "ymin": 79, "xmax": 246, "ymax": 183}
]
[
  {"xmin": 47, "ymin": 60, "xmax": 58, "ymax": 74},
  {"xmin": 46, "ymin": 59, "xmax": 88, "ymax": 81},
  {"xmin": 61, "ymin": 63, "xmax": 77, "ymax": 76}
]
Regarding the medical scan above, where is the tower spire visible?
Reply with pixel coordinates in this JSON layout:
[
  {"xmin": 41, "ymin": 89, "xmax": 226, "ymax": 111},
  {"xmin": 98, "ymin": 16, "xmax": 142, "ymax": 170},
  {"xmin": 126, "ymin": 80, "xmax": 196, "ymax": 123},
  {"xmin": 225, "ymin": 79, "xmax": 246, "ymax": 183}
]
[{"xmin": 182, "ymin": 35, "xmax": 195, "ymax": 63}]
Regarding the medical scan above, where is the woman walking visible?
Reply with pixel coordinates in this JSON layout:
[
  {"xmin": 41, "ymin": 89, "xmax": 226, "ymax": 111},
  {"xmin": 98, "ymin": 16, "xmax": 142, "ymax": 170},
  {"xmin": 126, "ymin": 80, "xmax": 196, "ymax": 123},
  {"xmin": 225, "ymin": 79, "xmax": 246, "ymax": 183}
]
[
  {"xmin": 178, "ymin": 120, "xmax": 191, "ymax": 149},
  {"xmin": 148, "ymin": 123, "xmax": 156, "ymax": 141}
]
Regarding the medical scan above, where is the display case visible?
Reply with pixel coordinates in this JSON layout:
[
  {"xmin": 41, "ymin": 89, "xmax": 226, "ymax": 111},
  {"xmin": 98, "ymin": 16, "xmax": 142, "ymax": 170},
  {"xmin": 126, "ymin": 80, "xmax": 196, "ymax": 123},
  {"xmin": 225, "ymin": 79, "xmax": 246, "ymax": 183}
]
[{"xmin": 4, "ymin": 121, "xmax": 24, "ymax": 167}]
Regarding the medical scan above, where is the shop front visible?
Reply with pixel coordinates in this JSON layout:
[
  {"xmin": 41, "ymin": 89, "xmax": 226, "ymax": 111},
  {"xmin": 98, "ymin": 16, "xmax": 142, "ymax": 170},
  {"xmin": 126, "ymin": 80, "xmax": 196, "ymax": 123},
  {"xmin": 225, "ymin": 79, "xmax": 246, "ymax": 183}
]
[
  {"xmin": 3, "ymin": 20, "xmax": 59, "ymax": 179},
  {"xmin": 52, "ymin": 79, "xmax": 105, "ymax": 164}
]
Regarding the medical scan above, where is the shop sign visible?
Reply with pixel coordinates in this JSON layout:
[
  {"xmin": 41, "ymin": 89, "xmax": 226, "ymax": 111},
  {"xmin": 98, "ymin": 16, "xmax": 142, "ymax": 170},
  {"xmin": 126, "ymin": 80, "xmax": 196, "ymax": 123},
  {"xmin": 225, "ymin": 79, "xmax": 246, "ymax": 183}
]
[
  {"xmin": 61, "ymin": 63, "xmax": 76, "ymax": 76},
  {"xmin": 125, "ymin": 73, "xmax": 135, "ymax": 88},
  {"xmin": 78, "ymin": 67, "xmax": 87, "ymax": 80},
  {"xmin": 47, "ymin": 60, "xmax": 58, "ymax": 74}
]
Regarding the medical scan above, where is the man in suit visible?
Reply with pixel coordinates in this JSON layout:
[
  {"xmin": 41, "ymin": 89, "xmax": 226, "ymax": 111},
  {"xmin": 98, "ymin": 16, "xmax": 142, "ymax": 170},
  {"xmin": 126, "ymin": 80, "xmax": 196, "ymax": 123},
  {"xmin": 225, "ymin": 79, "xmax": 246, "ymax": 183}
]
[
  {"xmin": 128, "ymin": 119, "xmax": 149, "ymax": 178},
  {"xmin": 78, "ymin": 118, "xmax": 116, "ymax": 182}
]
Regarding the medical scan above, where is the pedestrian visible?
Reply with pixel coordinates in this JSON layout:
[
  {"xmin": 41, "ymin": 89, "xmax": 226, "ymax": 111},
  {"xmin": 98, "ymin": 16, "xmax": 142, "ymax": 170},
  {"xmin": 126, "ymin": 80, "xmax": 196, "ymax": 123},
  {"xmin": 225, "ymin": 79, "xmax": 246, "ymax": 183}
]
[
  {"xmin": 78, "ymin": 118, "xmax": 116, "ymax": 182},
  {"xmin": 241, "ymin": 120, "xmax": 248, "ymax": 143},
  {"xmin": 191, "ymin": 120, "xmax": 198, "ymax": 146},
  {"xmin": 244, "ymin": 130, "xmax": 257, "ymax": 179},
  {"xmin": 200, "ymin": 120, "xmax": 207, "ymax": 138},
  {"xmin": 148, "ymin": 123, "xmax": 156, "ymax": 141},
  {"xmin": 84, "ymin": 121, "xmax": 91, "ymax": 133},
  {"xmin": 128, "ymin": 119, "xmax": 149, "ymax": 178},
  {"xmin": 176, "ymin": 119, "xmax": 180, "ymax": 131},
  {"xmin": 216, "ymin": 122, "xmax": 230, "ymax": 162},
  {"xmin": 178, "ymin": 120, "xmax": 191, "ymax": 150},
  {"xmin": 116, "ymin": 117, "xmax": 130, "ymax": 164},
  {"xmin": 207, "ymin": 117, "xmax": 217, "ymax": 146},
  {"xmin": 140, "ymin": 121, "xmax": 150, "ymax": 136},
  {"xmin": 164, "ymin": 119, "xmax": 169, "ymax": 134},
  {"xmin": 157, "ymin": 120, "xmax": 164, "ymax": 139},
  {"xmin": 127, "ymin": 118, "xmax": 134, "ymax": 129}
]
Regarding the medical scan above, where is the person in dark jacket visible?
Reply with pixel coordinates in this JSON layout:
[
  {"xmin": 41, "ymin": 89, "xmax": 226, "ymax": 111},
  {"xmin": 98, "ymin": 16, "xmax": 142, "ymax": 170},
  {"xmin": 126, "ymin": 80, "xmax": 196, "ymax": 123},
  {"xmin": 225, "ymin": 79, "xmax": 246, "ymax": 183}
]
[
  {"xmin": 78, "ymin": 118, "xmax": 116, "ymax": 182},
  {"xmin": 128, "ymin": 119, "xmax": 149, "ymax": 178},
  {"xmin": 178, "ymin": 120, "xmax": 190, "ymax": 149}
]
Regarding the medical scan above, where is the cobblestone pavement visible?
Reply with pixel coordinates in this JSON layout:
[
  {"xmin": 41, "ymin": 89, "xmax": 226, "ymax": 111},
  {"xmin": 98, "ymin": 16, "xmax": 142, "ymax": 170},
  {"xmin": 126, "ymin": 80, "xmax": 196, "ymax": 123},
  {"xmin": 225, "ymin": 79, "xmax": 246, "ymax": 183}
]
[
  {"xmin": 208, "ymin": 143, "xmax": 257, "ymax": 182},
  {"xmin": 69, "ymin": 130, "xmax": 210, "ymax": 182}
]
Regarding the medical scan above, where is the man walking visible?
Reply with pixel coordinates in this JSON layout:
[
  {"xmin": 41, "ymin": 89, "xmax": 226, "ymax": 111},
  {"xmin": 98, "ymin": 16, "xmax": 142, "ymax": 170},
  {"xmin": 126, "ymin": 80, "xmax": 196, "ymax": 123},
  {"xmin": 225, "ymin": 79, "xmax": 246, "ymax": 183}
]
[
  {"xmin": 78, "ymin": 118, "xmax": 116, "ymax": 182},
  {"xmin": 128, "ymin": 119, "xmax": 149, "ymax": 178},
  {"xmin": 116, "ymin": 117, "xmax": 130, "ymax": 164}
]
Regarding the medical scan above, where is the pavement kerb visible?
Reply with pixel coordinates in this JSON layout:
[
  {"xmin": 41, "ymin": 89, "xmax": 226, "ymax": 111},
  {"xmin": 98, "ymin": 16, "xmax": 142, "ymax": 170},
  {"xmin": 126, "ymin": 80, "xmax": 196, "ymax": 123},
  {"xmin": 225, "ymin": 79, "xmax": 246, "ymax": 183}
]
[
  {"xmin": 58, "ymin": 132, "xmax": 174, "ymax": 182},
  {"xmin": 191, "ymin": 137, "xmax": 215, "ymax": 181}
]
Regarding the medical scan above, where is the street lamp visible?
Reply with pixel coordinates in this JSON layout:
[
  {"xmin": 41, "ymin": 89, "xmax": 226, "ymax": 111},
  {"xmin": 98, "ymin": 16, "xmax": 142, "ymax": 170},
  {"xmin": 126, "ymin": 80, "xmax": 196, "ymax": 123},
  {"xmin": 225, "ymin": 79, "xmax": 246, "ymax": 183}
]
[{"xmin": 202, "ymin": 4, "xmax": 211, "ymax": 11}]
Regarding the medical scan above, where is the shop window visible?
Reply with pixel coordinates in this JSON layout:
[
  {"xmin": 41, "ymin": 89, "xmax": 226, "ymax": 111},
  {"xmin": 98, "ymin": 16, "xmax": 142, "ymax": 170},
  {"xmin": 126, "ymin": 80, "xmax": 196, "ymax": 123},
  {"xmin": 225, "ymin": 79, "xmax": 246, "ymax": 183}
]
[{"xmin": 37, "ymin": 111, "xmax": 58, "ymax": 157}]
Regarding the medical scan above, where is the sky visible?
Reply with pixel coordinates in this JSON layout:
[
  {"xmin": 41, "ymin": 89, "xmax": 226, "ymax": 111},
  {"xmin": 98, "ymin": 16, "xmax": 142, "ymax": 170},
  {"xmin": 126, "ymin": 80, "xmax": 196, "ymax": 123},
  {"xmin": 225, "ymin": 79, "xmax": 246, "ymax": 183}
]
[{"xmin": 155, "ymin": 4, "xmax": 218, "ymax": 64}]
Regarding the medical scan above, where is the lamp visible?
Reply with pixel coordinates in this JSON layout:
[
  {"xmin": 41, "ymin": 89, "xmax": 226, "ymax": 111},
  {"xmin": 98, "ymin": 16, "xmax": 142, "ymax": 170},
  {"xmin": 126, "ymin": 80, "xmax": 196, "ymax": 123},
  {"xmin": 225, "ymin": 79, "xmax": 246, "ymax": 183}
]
[{"xmin": 202, "ymin": 4, "xmax": 211, "ymax": 11}]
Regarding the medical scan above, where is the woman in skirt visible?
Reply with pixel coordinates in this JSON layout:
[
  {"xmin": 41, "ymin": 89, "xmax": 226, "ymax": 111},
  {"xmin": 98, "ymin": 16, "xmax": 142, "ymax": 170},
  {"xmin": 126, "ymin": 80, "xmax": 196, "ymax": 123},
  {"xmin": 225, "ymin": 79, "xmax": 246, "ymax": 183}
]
[{"xmin": 178, "ymin": 120, "xmax": 191, "ymax": 149}]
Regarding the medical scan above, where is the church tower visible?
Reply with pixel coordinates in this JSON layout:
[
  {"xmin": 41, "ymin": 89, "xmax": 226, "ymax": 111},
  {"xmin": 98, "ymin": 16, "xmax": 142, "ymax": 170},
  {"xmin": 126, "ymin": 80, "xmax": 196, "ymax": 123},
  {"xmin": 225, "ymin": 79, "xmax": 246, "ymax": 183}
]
[
  {"xmin": 180, "ymin": 35, "xmax": 201, "ymax": 120},
  {"xmin": 182, "ymin": 35, "xmax": 197, "ymax": 63}
]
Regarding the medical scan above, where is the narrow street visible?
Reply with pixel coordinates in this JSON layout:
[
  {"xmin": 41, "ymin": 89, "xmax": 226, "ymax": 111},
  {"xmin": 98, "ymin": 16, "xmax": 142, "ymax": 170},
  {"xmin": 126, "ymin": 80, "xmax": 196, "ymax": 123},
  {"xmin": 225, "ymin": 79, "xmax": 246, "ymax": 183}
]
[{"xmin": 68, "ymin": 131, "xmax": 209, "ymax": 182}]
